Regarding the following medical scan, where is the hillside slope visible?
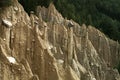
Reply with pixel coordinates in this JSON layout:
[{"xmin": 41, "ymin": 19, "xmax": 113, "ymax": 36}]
[{"xmin": 0, "ymin": 1, "xmax": 120, "ymax": 80}]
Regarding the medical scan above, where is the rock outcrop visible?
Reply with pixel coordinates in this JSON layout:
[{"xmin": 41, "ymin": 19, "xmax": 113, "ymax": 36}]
[{"xmin": 0, "ymin": 1, "xmax": 120, "ymax": 80}]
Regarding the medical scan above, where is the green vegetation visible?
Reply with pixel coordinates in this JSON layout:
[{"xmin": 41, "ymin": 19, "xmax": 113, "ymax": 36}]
[
  {"xmin": 0, "ymin": 0, "xmax": 12, "ymax": 7},
  {"xmin": 18, "ymin": 0, "xmax": 52, "ymax": 14},
  {"xmin": 117, "ymin": 62, "xmax": 120, "ymax": 73},
  {"xmin": 19, "ymin": 0, "xmax": 120, "ymax": 73},
  {"xmin": 55, "ymin": 0, "xmax": 120, "ymax": 42}
]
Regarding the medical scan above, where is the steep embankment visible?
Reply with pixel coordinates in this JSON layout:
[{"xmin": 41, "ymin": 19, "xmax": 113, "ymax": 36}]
[{"xmin": 0, "ymin": 1, "xmax": 120, "ymax": 80}]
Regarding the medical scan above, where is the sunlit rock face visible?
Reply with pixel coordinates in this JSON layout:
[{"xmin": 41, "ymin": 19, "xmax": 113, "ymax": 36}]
[{"xmin": 0, "ymin": 1, "xmax": 120, "ymax": 80}]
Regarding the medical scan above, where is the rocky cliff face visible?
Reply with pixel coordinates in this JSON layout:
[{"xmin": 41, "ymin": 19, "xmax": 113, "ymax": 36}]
[{"xmin": 0, "ymin": 1, "xmax": 120, "ymax": 80}]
